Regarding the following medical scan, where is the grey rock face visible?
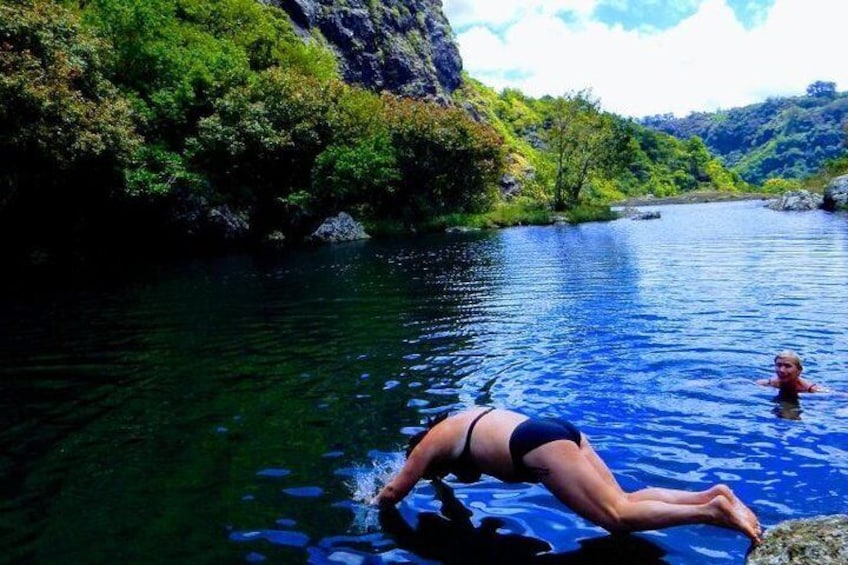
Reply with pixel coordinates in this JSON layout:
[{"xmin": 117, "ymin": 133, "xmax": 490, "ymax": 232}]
[
  {"xmin": 271, "ymin": 0, "xmax": 462, "ymax": 98},
  {"xmin": 747, "ymin": 515, "xmax": 848, "ymax": 565},
  {"xmin": 168, "ymin": 188, "xmax": 250, "ymax": 242},
  {"xmin": 207, "ymin": 205, "xmax": 250, "ymax": 240},
  {"xmin": 822, "ymin": 174, "xmax": 848, "ymax": 211}
]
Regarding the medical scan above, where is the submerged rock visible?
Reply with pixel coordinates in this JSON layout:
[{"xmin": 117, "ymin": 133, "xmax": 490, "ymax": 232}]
[{"xmin": 747, "ymin": 515, "xmax": 848, "ymax": 565}]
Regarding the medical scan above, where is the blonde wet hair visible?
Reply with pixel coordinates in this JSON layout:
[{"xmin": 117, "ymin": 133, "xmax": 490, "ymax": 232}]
[{"xmin": 774, "ymin": 350, "xmax": 803, "ymax": 370}]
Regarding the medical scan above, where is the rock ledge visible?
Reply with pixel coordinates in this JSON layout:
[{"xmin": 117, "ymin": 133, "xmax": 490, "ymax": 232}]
[{"xmin": 747, "ymin": 514, "xmax": 848, "ymax": 565}]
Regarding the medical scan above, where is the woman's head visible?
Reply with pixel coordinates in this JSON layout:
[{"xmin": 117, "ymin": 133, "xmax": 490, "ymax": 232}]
[
  {"xmin": 774, "ymin": 351, "xmax": 803, "ymax": 385},
  {"xmin": 405, "ymin": 411, "xmax": 449, "ymax": 458},
  {"xmin": 774, "ymin": 350, "xmax": 803, "ymax": 371}
]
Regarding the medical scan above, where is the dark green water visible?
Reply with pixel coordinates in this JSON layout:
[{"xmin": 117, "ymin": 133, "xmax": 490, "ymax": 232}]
[{"xmin": 1, "ymin": 234, "xmax": 508, "ymax": 564}]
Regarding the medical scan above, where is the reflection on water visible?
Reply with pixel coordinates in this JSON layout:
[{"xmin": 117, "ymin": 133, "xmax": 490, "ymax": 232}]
[
  {"xmin": 772, "ymin": 398, "xmax": 802, "ymax": 421},
  {"xmin": 1, "ymin": 201, "xmax": 848, "ymax": 564}
]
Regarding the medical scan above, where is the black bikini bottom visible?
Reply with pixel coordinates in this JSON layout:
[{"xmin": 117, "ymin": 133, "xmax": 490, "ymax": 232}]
[{"xmin": 508, "ymin": 418, "xmax": 582, "ymax": 482}]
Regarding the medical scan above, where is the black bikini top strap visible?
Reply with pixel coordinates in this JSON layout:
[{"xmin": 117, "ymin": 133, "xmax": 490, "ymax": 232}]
[{"xmin": 461, "ymin": 407, "xmax": 495, "ymax": 457}]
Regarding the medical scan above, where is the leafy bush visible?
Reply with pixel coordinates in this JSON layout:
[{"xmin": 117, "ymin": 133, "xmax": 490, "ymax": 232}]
[
  {"xmin": 761, "ymin": 177, "xmax": 802, "ymax": 194},
  {"xmin": 380, "ymin": 94, "xmax": 504, "ymax": 223},
  {"xmin": 125, "ymin": 145, "xmax": 203, "ymax": 196},
  {"xmin": 0, "ymin": 0, "xmax": 141, "ymax": 255},
  {"xmin": 311, "ymin": 133, "xmax": 401, "ymax": 217}
]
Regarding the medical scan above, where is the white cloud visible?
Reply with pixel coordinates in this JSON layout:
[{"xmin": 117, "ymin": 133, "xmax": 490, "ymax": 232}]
[
  {"xmin": 444, "ymin": 0, "xmax": 600, "ymax": 29},
  {"xmin": 446, "ymin": 0, "xmax": 848, "ymax": 117}
]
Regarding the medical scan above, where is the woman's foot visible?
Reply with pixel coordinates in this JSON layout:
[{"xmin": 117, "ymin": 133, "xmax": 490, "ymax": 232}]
[
  {"xmin": 712, "ymin": 485, "xmax": 761, "ymax": 543},
  {"xmin": 710, "ymin": 496, "xmax": 762, "ymax": 544}
]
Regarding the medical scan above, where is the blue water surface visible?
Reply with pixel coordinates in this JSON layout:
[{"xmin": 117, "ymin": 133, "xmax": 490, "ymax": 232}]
[
  {"xmin": 2, "ymin": 200, "xmax": 847, "ymax": 564},
  {"xmin": 310, "ymin": 201, "xmax": 848, "ymax": 564}
]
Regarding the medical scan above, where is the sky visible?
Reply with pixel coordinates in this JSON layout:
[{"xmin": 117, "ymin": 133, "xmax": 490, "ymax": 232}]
[{"xmin": 442, "ymin": 0, "xmax": 846, "ymax": 118}]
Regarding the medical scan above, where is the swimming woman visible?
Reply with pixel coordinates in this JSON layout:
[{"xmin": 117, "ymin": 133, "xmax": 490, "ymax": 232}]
[
  {"xmin": 756, "ymin": 350, "xmax": 827, "ymax": 400},
  {"xmin": 374, "ymin": 407, "xmax": 761, "ymax": 544}
]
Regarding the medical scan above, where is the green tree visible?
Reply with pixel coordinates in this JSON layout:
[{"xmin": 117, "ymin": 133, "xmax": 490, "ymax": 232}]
[
  {"xmin": 188, "ymin": 67, "xmax": 337, "ymax": 203},
  {"xmin": 686, "ymin": 136, "xmax": 712, "ymax": 183},
  {"xmin": 83, "ymin": 0, "xmax": 251, "ymax": 139},
  {"xmin": 806, "ymin": 81, "xmax": 837, "ymax": 98},
  {"xmin": 0, "ymin": 1, "xmax": 139, "ymax": 173},
  {"xmin": 0, "ymin": 0, "xmax": 140, "ymax": 255},
  {"xmin": 545, "ymin": 91, "xmax": 617, "ymax": 209}
]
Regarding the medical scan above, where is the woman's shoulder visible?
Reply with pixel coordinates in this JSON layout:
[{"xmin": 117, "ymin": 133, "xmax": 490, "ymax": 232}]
[{"xmin": 798, "ymin": 378, "xmax": 817, "ymax": 392}]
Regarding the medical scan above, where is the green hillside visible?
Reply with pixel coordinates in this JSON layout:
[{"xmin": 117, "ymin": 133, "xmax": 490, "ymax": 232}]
[
  {"xmin": 640, "ymin": 82, "xmax": 848, "ymax": 184},
  {"xmin": 455, "ymin": 78, "xmax": 750, "ymax": 208}
]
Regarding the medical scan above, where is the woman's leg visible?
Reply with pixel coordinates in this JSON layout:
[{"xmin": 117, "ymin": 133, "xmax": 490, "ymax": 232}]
[
  {"xmin": 522, "ymin": 441, "xmax": 761, "ymax": 542},
  {"xmin": 579, "ymin": 437, "xmax": 758, "ymax": 527}
]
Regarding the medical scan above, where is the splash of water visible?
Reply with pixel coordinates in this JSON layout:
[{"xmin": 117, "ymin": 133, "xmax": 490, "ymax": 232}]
[
  {"xmin": 347, "ymin": 452, "xmax": 406, "ymax": 504},
  {"xmin": 346, "ymin": 452, "xmax": 406, "ymax": 532}
]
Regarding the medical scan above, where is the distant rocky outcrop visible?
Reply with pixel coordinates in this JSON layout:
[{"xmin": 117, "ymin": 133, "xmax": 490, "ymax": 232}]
[
  {"xmin": 747, "ymin": 515, "xmax": 848, "ymax": 565},
  {"xmin": 620, "ymin": 206, "xmax": 661, "ymax": 220},
  {"xmin": 270, "ymin": 0, "xmax": 462, "ymax": 99},
  {"xmin": 310, "ymin": 212, "xmax": 370, "ymax": 243},
  {"xmin": 822, "ymin": 174, "xmax": 848, "ymax": 211},
  {"xmin": 765, "ymin": 190, "xmax": 823, "ymax": 211}
]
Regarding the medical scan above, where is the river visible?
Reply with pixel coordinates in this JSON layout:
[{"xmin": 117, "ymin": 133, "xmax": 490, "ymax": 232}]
[{"xmin": 2, "ymin": 200, "xmax": 847, "ymax": 564}]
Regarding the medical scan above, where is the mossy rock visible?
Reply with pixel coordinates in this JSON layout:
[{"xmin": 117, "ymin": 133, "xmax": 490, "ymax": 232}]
[{"xmin": 747, "ymin": 515, "xmax": 848, "ymax": 564}]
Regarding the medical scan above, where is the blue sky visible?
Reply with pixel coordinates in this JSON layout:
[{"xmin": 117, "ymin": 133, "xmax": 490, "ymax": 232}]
[{"xmin": 442, "ymin": 0, "xmax": 845, "ymax": 117}]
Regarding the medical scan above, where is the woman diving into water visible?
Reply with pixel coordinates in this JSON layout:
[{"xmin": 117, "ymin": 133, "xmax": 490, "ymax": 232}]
[{"xmin": 374, "ymin": 407, "xmax": 762, "ymax": 544}]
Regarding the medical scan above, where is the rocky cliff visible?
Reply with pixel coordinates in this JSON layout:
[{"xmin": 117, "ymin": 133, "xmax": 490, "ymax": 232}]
[{"xmin": 267, "ymin": 0, "xmax": 462, "ymax": 99}]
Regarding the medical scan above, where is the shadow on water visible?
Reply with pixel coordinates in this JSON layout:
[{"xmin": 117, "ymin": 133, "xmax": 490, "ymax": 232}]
[{"xmin": 378, "ymin": 479, "xmax": 668, "ymax": 565}]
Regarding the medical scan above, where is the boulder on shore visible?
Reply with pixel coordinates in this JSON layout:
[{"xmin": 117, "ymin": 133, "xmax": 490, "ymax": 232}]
[
  {"xmin": 310, "ymin": 212, "xmax": 370, "ymax": 243},
  {"xmin": 765, "ymin": 190, "xmax": 823, "ymax": 211},
  {"xmin": 747, "ymin": 515, "xmax": 848, "ymax": 565},
  {"xmin": 822, "ymin": 174, "xmax": 848, "ymax": 211}
]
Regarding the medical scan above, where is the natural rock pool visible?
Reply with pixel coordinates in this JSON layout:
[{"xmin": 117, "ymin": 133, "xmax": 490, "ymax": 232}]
[{"xmin": 2, "ymin": 200, "xmax": 847, "ymax": 564}]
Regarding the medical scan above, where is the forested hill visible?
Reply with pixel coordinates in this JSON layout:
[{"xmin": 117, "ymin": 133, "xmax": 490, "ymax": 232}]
[{"xmin": 639, "ymin": 82, "xmax": 848, "ymax": 184}]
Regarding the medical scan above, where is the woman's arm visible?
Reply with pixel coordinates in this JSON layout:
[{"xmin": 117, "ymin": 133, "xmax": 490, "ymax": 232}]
[
  {"xmin": 755, "ymin": 378, "xmax": 776, "ymax": 387},
  {"xmin": 374, "ymin": 463, "xmax": 424, "ymax": 505},
  {"xmin": 373, "ymin": 429, "xmax": 449, "ymax": 506}
]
